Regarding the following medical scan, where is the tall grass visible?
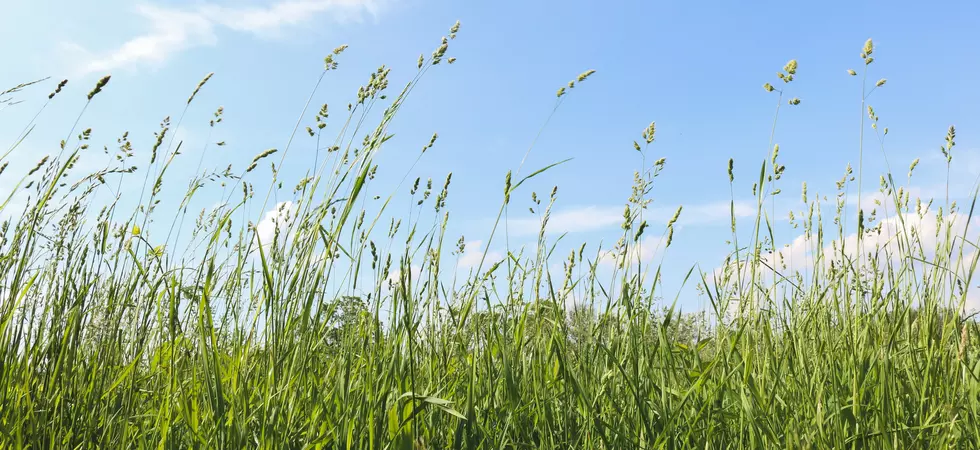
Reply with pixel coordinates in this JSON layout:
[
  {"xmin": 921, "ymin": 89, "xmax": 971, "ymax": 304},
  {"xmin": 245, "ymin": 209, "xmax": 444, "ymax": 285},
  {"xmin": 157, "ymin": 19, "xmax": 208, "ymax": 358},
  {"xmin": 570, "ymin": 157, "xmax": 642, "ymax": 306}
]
[{"xmin": 1, "ymin": 25, "xmax": 979, "ymax": 448}]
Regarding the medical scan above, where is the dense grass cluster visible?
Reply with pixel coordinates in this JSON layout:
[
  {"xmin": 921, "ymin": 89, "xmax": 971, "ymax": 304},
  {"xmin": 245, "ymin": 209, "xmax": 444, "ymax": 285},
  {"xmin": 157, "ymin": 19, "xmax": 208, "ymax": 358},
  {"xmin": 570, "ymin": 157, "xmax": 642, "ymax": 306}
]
[{"xmin": 2, "ymin": 25, "xmax": 980, "ymax": 448}]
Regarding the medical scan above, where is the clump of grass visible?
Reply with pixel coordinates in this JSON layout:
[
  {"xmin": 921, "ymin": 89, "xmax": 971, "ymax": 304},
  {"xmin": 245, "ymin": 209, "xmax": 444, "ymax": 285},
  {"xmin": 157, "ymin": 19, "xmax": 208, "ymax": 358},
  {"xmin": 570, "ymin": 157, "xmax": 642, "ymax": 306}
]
[{"xmin": 0, "ymin": 27, "xmax": 978, "ymax": 449}]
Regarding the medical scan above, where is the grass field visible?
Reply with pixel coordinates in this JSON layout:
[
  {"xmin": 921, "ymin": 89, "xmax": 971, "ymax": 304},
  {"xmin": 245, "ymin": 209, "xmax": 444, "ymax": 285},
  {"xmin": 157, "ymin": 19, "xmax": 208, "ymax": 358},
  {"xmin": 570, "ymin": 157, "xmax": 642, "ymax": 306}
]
[{"xmin": 2, "ymin": 25, "xmax": 979, "ymax": 448}]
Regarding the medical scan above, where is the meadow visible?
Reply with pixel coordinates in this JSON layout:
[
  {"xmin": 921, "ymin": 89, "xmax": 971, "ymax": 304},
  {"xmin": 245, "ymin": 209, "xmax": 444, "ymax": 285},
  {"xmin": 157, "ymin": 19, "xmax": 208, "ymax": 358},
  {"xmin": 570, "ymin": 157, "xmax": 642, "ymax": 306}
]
[{"xmin": 1, "ymin": 22, "xmax": 979, "ymax": 448}]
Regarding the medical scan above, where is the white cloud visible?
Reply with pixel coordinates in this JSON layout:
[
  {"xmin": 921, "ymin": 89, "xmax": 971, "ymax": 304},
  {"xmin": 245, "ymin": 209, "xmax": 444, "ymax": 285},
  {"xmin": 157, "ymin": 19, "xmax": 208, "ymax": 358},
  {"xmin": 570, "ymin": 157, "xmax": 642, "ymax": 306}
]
[
  {"xmin": 253, "ymin": 200, "xmax": 295, "ymax": 249},
  {"xmin": 73, "ymin": 0, "xmax": 384, "ymax": 75},
  {"xmin": 386, "ymin": 265, "xmax": 421, "ymax": 290},
  {"xmin": 81, "ymin": 4, "xmax": 216, "ymax": 75},
  {"xmin": 714, "ymin": 209, "xmax": 980, "ymax": 311},
  {"xmin": 769, "ymin": 211, "xmax": 979, "ymax": 273},
  {"xmin": 457, "ymin": 239, "xmax": 503, "ymax": 270}
]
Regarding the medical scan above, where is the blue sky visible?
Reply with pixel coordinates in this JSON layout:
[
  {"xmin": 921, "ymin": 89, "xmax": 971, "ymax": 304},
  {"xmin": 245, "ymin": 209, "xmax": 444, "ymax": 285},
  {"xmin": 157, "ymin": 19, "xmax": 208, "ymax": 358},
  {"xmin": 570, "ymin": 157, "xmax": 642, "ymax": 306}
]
[{"xmin": 2, "ymin": 0, "xmax": 979, "ymax": 311}]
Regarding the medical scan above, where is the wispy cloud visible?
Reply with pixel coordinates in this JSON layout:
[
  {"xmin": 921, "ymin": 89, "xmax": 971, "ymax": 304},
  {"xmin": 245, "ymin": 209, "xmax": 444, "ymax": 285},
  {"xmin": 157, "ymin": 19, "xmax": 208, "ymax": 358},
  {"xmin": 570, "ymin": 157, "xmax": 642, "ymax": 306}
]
[
  {"xmin": 203, "ymin": 0, "xmax": 382, "ymax": 33},
  {"xmin": 505, "ymin": 200, "xmax": 755, "ymax": 237},
  {"xmin": 665, "ymin": 201, "xmax": 756, "ymax": 227},
  {"xmin": 506, "ymin": 205, "xmax": 623, "ymax": 237},
  {"xmin": 73, "ymin": 0, "xmax": 384, "ymax": 76},
  {"xmin": 598, "ymin": 235, "xmax": 667, "ymax": 267}
]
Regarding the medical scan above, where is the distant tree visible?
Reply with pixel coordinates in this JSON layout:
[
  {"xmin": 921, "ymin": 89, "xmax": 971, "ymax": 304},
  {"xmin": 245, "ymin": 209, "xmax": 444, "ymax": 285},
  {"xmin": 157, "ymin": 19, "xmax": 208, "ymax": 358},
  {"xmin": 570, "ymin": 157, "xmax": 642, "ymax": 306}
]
[
  {"xmin": 323, "ymin": 295, "xmax": 375, "ymax": 351},
  {"xmin": 566, "ymin": 304, "xmax": 597, "ymax": 346}
]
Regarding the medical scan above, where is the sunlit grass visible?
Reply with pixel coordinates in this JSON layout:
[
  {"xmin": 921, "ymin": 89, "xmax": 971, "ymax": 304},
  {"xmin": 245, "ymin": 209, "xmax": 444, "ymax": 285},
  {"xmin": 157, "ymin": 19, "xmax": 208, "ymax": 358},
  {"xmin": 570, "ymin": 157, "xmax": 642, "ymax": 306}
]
[{"xmin": 1, "ymin": 25, "xmax": 979, "ymax": 448}]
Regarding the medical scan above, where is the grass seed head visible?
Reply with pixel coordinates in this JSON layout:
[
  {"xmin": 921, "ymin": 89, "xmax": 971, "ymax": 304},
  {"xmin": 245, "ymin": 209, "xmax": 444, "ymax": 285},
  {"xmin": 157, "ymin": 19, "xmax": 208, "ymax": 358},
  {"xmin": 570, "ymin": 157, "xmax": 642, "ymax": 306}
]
[
  {"xmin": 432, "ymin": 40, "xmax": 449, "ymax": 64},
  {"xmin": 576, "ymin": 69, "xmax": 596, "ymax": 83},
  {"xmin": 187, "ymin": 72, "xmax": 214, "ymax": 104},
  {"xmin": 784, "ymin": 59, "xmax": 798, "ymax": 75},
  {"xmin": 28, "ymin": 156, "xmax": 49, "ymax": 176},
  {"xmin": 87, "ymin": 75, "xmax": 111, "ymax": 100},
  {"xmin": 48, "ymin": 79, "xmax": 68, "ymax": 99},
  {"xmin": 668, "ymin": 205, "xmax": 683, "ymax": 227},
  {"xmin": 643, "ymin": 121, "xmax": 656, "ymax": 144},
  {"xmin": 862, "ymin": 38, "xmax": 874, "ymax": 57},
  {"xmin": 247, "ymin": 148, "xmax": 278, "ymax": 172}
]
